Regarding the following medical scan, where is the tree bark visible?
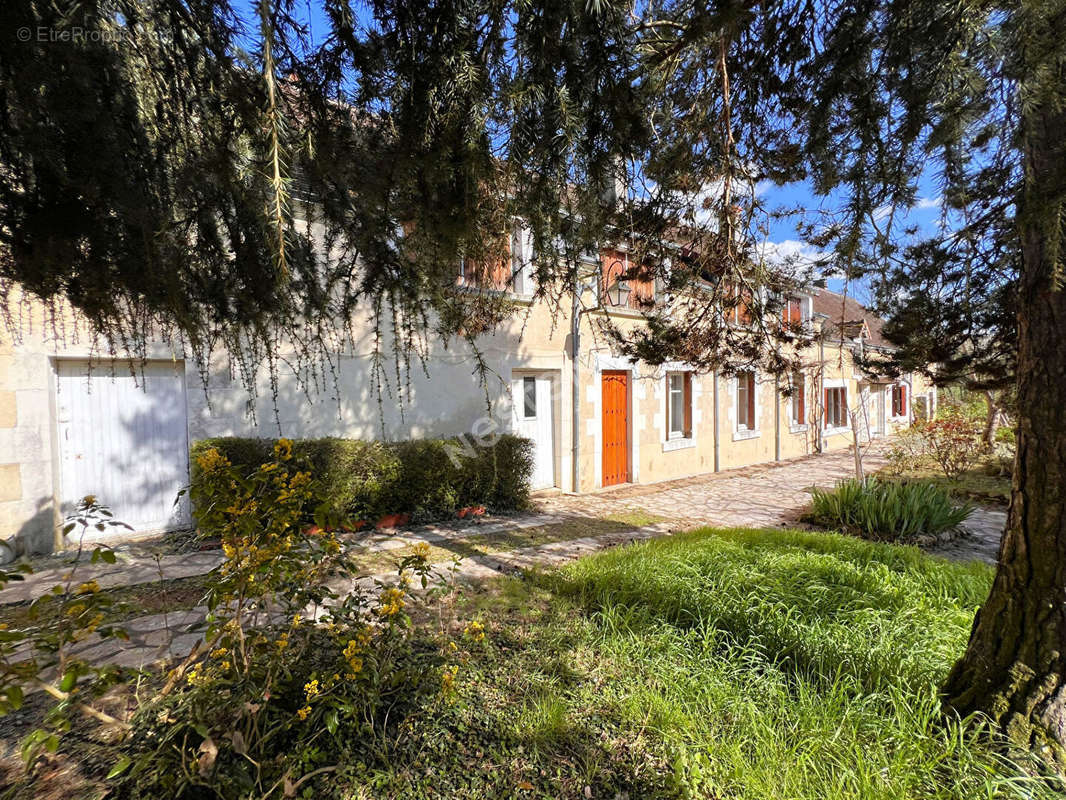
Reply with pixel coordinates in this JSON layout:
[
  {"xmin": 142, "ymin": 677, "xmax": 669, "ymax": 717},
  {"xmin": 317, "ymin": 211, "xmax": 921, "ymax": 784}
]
[{"xmin": 941, "ymin": 9, "xmax": 1066, "ymax": 762}]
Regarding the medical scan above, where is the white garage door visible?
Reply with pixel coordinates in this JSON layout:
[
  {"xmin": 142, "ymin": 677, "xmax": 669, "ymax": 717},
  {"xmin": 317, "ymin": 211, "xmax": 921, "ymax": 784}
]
[
  {"xmin": 55, "ymin": 361, "xmax": 191, "ymax": 534},
  {"xmin": 511, "ymin": 374, "xmax": 555, "ymax": 490}
]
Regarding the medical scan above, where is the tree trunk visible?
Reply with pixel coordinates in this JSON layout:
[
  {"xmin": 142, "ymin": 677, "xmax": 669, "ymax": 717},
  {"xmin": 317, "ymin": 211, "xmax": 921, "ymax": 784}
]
[
  {"xmin": 941, "ymin": 14, "xmax": 1066, "ymax": 762},
  {"xmin": 982, "ymin": 390, "xmax": 1000, "ymax": 449}
]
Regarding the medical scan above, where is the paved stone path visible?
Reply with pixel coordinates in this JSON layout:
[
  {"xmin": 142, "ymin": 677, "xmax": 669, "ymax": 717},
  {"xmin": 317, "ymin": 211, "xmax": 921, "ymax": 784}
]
[
  {"xmin": 540, "ymin": 444, "xmax": 893, "ymax": 530},
  {"xmin": 933, "ymin": 507, "xmax": 1006, "ymax": 563}
]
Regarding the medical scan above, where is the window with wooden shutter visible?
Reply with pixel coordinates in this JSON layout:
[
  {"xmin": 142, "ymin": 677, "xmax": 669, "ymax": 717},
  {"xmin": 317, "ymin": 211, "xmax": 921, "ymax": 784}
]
[
  {"xmin": 602, "ymin": 249, "xmax": 654, "ymax": 309},
  {"xmin": 824, "ymin": 387, "xmax": 848, "ymax": 428},
  {"xmin": 782, "ymin": 297, "xmax": 803, "ymax": 324},
  {"xmin": 892, "ymin": 384, "xmax": 908, "ymax": 417}
]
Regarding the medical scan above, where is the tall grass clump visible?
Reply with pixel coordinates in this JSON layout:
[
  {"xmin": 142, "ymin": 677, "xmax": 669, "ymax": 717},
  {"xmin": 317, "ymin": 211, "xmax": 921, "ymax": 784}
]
[
  {"xmin": 806, "ymin": 477, "xmax": 974, "ymax": 541},
  {"xmin": 525, "ymin": 528, "xmax": 1056, "ymax": 799}
]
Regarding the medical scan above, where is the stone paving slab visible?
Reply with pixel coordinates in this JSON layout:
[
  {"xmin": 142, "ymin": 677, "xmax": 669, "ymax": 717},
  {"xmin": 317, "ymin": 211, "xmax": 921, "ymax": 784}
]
[
  {"xmin": 540, "ymin": 444, "xmax": 893, "ymax": 531},
  {"xmin": 0, "ymin": 514, "xmax": 562, "ymax": 605},
  {"xmin": 17, "ymin": 524, "xmax": 674, "ymax": 671},
  {"xmin": 2, "ymin": 551, "xmax": 226, "ymax": 605},
  {"xmin": 933, "ymin": 507, "xmax": 1006, "ymax": 564}
]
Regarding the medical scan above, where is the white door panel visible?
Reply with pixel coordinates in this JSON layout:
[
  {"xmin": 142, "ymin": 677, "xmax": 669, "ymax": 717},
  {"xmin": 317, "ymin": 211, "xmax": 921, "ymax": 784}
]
[
  {"xmin": 55, "ymin": 361, "xmax": 190, "ymax": 534},
  {"xmin": 511, "ymin": 375, "xmax": 555, "ymax": 490}
]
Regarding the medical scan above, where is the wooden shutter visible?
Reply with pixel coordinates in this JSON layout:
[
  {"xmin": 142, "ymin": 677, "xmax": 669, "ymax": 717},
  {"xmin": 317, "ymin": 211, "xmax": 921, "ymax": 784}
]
[
  {"xmin": 601, "ymin": 250, "xmax": 624, "ymax": 305},
  {"xmin": 824, "ymin": 388, "xmax": 831, "ymax": 428},
  {"xmin": 746, "ymin": 373, "xmax": 756, "ymax": 427},
  {"xmin": 782, "ymin": 298, "xmax": 802, "ymax": 324},
  {"xmin": 795, "ymin": 375, "xmax": 805, "ymax": 424},
  {"xmin": 683, "ymin": 372, "xmax": 693, "ymax": 437},
  {"xmin": 738, "ymin": 375, "xmax": 749, "ymax": 428}
]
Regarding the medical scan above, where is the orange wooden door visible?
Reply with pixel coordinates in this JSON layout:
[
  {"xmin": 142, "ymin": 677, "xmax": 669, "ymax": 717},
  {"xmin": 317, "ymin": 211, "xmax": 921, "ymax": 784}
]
[{"xmin": 601, "ymin": 371, "xmax": 629, "ymax": 486}]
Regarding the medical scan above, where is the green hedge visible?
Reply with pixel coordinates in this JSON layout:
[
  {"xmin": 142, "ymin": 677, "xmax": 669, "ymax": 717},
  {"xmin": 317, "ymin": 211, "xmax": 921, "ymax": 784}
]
[{"xmin": 190, "ymin": 434, "xmax": 534, "ymax": 524}]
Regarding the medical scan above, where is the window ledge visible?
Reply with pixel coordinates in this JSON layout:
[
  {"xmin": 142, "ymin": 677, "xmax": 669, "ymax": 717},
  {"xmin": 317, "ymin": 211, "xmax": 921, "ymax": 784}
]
[
  {"xmin": 823, "ymin": 426, "xmax": 850, "ymax": 437},
  {"xmin": 453, "ymin": 285, "xmax": 533, "ymax": 303},
  {"xmin": 663, "ymin": 437, "xmax": 696, "ymax": 452},
  {"xmin": 590, "ymin": 306, "xmax": 647, "ymax": 319},
  {"xmin": 789, "ymin": 423, "xmax": 809, "ymax": 434},
  {"xmin": 733, "ymin": 428, "xmax": 761, "ymax": 442}
]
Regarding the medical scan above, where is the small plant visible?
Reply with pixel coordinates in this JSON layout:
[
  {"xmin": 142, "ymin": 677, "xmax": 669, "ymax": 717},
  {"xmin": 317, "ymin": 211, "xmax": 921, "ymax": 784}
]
[
  {"xmin": 885, "ymin": 426, "xmax": 929, "ymax": 475},
  {"xmin": 0, "ymin": 497, "xmax": 134, "ymax": 766},
  {"xmin": 806, "ymin": 478, "xmax": 974, "ymax": 542}
]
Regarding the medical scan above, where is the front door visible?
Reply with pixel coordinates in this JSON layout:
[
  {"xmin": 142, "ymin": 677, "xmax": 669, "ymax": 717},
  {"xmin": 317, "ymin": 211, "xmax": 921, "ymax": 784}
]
[
  {"xmin": 511, "ymin": 374, "xmax": 555, "ymax": 489},
  {"xmin": 601, "ymin": 371, "xmax": 629, "ymax": 487},
  {"xmin": 55, "ymin": 360, "xmax": 191, "ymax": 533}
]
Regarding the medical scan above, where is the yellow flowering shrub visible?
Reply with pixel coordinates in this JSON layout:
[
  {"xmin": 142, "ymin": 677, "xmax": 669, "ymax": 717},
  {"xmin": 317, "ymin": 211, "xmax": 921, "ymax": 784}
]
[{"xmin": 111, "ymin": 441, "xmax": 444, "ymax": 798}]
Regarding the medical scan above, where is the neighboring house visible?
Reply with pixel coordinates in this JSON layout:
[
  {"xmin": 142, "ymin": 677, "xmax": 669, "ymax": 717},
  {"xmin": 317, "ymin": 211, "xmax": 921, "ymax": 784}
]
[{"xmin": 0, "ymin": 239, "xmax": 934, "ymax": 553}]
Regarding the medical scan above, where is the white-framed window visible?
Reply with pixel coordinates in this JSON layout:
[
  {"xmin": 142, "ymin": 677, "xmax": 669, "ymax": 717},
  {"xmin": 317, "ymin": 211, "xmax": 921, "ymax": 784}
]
[
  {"xmin": 737, "ymin": 371, "xmax": 757, "ymax": 430},
  {"xmin": 522, "ymin": 376, "xmax": 537, "ymax": 419},
  {"xmin": 824, "ymin": 386, "xmax": 848, "ymax": 429},
  {"xmin": 791, "ymin": 372, "xmax": 806, "ymax": 427},
  {"xmin": 667, "ymin": 372, "xmax": 692, "ymax": 439},
  {"xmin": 510, "ymin": 223, "xmax": 535, "ymax": 295}
]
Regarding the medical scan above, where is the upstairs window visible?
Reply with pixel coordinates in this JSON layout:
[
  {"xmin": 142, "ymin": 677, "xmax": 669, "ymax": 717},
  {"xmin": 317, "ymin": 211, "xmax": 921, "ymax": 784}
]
[
  {"xmin": 892, "ymin": 383, "xmax": 908, "ymax": 417},
  {"xmin": 667, "ymin": 372, "xmax": 693, "ymax": 438},
  {"xmin": 737, "ymin": 372, "xmax": 757, "ymax": 430},
  {"xmin": 824, "ymin": 387, "xmax": 848, "ymax": 429},
  {"xmin": 511, "ymin": 224, "xmax": 534, "ymax": 295},
  {"xmin": 724, "ymin": 282, "xmax": 754, "ymax": 325},
  {"xmin": 791, "ymin": 372, "xmax": 806, "ymax": 426},
  {"xmin": 457, "ymin": 257, "xmax": 510, "ymax": 291},
  {"xmin": 782, "ymin": 296, "xmax": 805, "ymax": 324}
]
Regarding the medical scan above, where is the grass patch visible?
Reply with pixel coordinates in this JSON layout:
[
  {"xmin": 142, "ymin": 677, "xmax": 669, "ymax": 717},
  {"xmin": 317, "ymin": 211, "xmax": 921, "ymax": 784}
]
[
  {"xmin": 879, "ymin": 457, "xmax": 1011, "ymax": 506},
  {"xmin": 602, "ymin": 509, "xmax": 666, "ymax": 527},
  {"xmin": 357, "ymin": 527, "xmax": 1057, "ymax": 799}
]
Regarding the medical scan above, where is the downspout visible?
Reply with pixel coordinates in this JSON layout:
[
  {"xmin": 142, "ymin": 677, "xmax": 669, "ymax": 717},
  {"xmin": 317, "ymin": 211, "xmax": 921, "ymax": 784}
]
[
  {"xmin": 817, "ymin": 334, "xmax": 826, "ymax": 454},
  {"xmin": 712, "ymin": 370, "xmax": 720, "ymax": 472},
  {"xmin": 571, "ymin": 276, "xmax": 581, "ymax": 494},
  {"xmin": 774, "ymin": 372, "xmax": 781, "ymax": 461},
  {"xmin": 813, "ymin": 312, "xmax": 830, "ymax": 454}
]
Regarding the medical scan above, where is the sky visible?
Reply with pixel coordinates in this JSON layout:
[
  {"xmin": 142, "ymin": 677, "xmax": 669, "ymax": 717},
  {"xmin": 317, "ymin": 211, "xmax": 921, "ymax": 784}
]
[{"xmin": 757, "ymin": 180, "xmax": 945, "ymax": 304}]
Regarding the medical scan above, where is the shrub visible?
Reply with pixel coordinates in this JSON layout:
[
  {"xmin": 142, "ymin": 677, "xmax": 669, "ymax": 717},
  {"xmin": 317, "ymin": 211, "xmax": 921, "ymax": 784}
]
[
  {"xmin": 190, "ymin": 434, "xmax": 534, "ymax": 525},
  {"xmin": 806, "ymin": 478, "xmax": 974, "ymax": 541},
  {"xmin": 916, "ymin": 407, "xmax": 984, "ymax": 478}
]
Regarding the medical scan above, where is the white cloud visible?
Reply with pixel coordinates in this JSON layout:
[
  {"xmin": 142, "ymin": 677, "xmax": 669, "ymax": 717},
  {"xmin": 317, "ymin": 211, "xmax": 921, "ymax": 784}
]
[
  {"xmin": 872, "ymin": 204, "xmax": 893, "ymax": 222},
  {"xmin": 913, "ymin": 196, "xmax": 941, "ymax": 211},
  {"xmin": 757, "ymin": 239, "xmax": 834, "ymax": 273}
]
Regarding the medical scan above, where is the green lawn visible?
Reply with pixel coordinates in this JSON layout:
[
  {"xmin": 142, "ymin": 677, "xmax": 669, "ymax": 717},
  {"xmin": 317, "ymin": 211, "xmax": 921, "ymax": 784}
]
[{"xmin": 360, "ymin": 527, "xmax": 1055, "ymax": 799}]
